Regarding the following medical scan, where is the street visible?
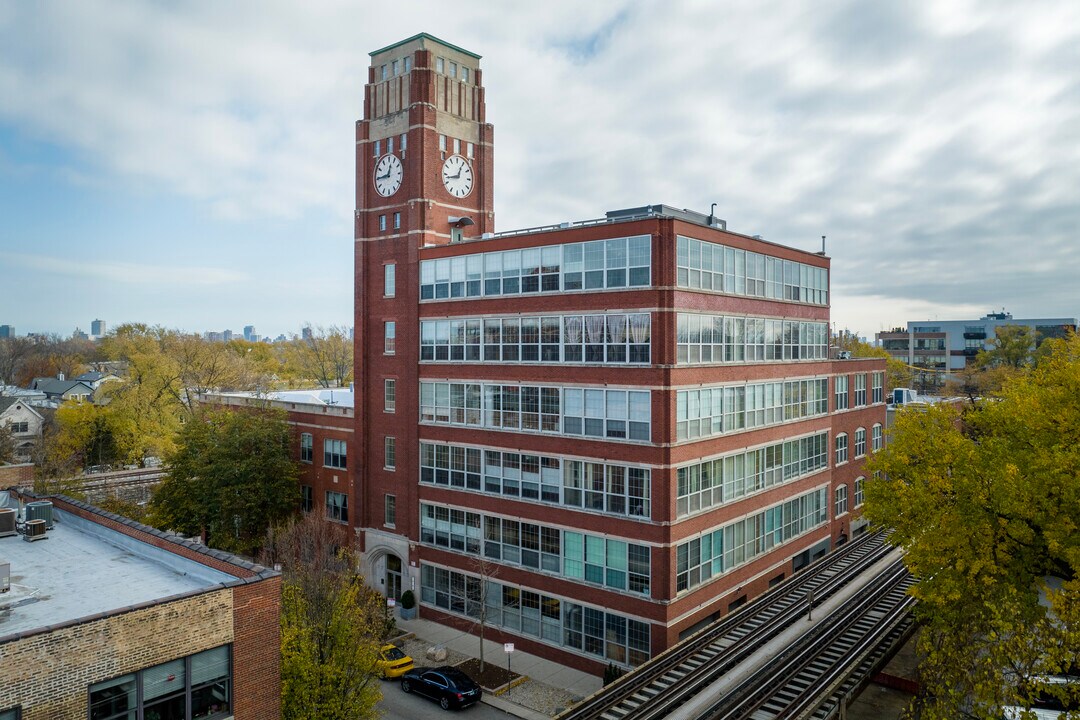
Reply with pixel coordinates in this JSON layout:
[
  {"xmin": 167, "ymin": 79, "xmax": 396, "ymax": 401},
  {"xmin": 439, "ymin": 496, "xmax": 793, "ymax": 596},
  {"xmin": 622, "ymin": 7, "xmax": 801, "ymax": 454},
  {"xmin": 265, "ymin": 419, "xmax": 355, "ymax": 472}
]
[{"xmin": 376, "ymin": 677, "xmax": 508, "ymax": 720}]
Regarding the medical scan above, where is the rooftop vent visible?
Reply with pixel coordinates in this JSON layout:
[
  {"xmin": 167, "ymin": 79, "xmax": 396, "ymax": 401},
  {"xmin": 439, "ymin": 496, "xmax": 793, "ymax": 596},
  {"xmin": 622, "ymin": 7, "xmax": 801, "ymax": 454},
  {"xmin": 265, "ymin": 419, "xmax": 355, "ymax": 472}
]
[
  {"xmin": 25, "ymin": 501, "xmax": 53, "ymax": 529},
  {"xmin": 23, "ymin": 519, "xmax": 47, "ymax": 542},
  {"xmin": 0, "ymin": 507, "xmax": 15, "ymax": 538}
]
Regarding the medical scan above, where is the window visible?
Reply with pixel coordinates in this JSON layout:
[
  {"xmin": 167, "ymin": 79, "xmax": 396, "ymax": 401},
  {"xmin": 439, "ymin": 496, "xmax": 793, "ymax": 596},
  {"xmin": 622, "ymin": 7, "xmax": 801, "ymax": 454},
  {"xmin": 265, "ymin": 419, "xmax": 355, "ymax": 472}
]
[
  {"xmin": 381, "ymin": 64, "xmax": 388, "ymax": 80},
  {"xmin": 404, "ymin": 56, "xmax": 411, "ymax": 72},
  {"xmin": 301, "ymin": 485, "xmax": 313, "ymax": 512},
  {"xmin": 324, "ymin": 439, "xmax": 347, "ymax": 469},
  {"xmin": 388, "ymin": 136, "xmax": 394, "ymax": 154},
  {"xmin": 0, "ymin": 708, "xmax": 18, "ymax": 720},
  {"xmin": 854, "ymin": 428, "xmax": 866, "ymax": 457},
  {"xmin": 466, "ymin": 142, "xmax": 474, "ymax": 158},
  {"xmin": 835, "ymin": 375, "xmax": 848, "ymax": 410},
  {"xmin": 835, "ymin": 433, "xmax": 848, "ymax": 464},
  {"xmin": 835, "ymin": 484, "xmax": 849, "ymax": 516},
  {"xmin": 436, "ymin": 57, "xmax": 444, "ymax": 73},
  {"xmin": 384, "ymin": 379, "xmax": 396, "ymax": 412},
  {"xmin": 373, "ymin": 139, "xmax": 380, "ymax": 157},
  {"xmin": 872, "ymin": 423, "xmax": 883, "ymax": 451},
  {"xmin": 461, "ymin": 66, "xmax": 469, "ymax": 83},
  {"xmin": 89, "ymin": 646, "xmax": 231, "ymax": 720},
  {"xmin": 872, "ymin": 372, "xmax": 884, "ymax": 403},
  {"xmin": 385, "ymin": 494, "xmax": 396, "ymax": 527},
  {"xmin": 400, "ymin": 132, "xmax": 407, "ymax": 155},
  {"xmin": 379, "ymin": 214, "xmax": 387, "ymax": 232},
  {"xmin": 393, "ymin": 212, "xmax": 401, "ymax": 229},
  {"xmin": 854, "ymin": 374, "xmax": 866, "ymax": 406},
  {"xmin": 676, "ymin": 235, "xmax": 828, "ymax": 305},
  {"xmin": 854, "ymin": 477, "xmax": 864, "ymax": 507},
  {"xmin": 384, "ymin": 264, "xmax": 396, "ymax": 297},
  {"xmin": 300, "ymin": 433, "xmax": 313, "ymax": 463},
  {"xmin": 9, "ymin": 421, "xmax": 29, "ymax": 434},
  {"xmin": 326, "ymin": 491, "xmax": 348, "ymax": 522},
  {"xmin": 439, "ymin": 134, "xmax": 447, "ymax": 152},
  {"xmin": 676, "ymin": 314, "xmax": 828, "ymax": 364},
  {"xmin": 392, "ymin": 59, "xmax": 399, "ymax": 75},
  {"xmin": 453, "ymin": 138, "xmax": 460, "ymax": 155},
  {"xmin": 385, "ymin": 437, "xmax": 396, "ymax": 469},
  {"xmin": 449, "ymin": 61, "xmax": 457, "ymax": 78},
  {"xmin": 675, "ymin": 378, "xmax": 829, "ymax": 441},
  {"xmin": 384, "ymin": 321, "xmax": 396, "ymax": 354}
]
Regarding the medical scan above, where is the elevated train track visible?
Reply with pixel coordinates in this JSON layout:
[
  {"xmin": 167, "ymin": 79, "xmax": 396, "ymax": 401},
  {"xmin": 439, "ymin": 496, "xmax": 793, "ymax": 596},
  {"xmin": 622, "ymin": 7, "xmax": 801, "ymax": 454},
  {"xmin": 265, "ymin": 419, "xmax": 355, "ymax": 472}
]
[{"xmin": 558, "ymin": 530, "xmax": 906, "ymax": 720}]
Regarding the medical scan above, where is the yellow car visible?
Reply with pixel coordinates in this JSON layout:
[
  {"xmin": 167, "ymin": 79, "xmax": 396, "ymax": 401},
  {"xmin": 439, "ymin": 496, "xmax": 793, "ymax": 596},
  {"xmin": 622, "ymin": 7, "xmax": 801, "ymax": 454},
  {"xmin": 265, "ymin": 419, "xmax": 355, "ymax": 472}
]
[{"xmin": 376, "ymin": 644, "xmax": 414, "ymax": 679}]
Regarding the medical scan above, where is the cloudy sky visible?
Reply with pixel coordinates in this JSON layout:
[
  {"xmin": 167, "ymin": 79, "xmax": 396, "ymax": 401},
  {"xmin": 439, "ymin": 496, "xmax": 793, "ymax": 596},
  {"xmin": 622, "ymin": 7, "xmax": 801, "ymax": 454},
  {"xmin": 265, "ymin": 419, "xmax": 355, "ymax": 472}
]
[{"xmin": 1, "ymin": 0, "xmax": 1078, "ymax": 339}]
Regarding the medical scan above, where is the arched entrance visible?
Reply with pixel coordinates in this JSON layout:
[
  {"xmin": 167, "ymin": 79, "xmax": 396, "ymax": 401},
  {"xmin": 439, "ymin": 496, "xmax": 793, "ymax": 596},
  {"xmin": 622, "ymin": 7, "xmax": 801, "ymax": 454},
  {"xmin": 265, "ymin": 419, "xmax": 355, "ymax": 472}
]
[{"xmin": 385, "ymin": 554, "xmax": 403, "ymax": 601}]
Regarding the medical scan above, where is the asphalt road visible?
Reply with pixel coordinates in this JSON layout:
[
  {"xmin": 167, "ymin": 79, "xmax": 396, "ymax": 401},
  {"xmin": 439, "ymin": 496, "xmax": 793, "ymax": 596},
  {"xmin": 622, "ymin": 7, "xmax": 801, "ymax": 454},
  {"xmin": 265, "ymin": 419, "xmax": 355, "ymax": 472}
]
[{"xmin": 377, "ymin": 677, "xmax": 507, "ymax": 720}]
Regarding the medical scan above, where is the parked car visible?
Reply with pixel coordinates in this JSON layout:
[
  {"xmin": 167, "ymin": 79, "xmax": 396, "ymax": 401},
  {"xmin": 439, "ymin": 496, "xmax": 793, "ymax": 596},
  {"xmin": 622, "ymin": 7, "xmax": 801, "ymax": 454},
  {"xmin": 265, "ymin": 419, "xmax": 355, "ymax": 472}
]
[
  {"xmin": 376, "ymin": 644, "xmax": 414, "ymax": 679},
  {"xmin": 400, "ymin": 666, "xmax": 483, "ymax": 710}
]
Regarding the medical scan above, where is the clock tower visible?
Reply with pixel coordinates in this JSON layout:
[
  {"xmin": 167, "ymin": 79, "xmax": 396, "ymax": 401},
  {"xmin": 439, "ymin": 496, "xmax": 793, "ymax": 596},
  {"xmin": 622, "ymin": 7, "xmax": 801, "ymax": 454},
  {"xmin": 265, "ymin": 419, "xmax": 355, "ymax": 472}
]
[{"xmin": 354, "ymin": 34, "xmax": 494, "ymax": 572}]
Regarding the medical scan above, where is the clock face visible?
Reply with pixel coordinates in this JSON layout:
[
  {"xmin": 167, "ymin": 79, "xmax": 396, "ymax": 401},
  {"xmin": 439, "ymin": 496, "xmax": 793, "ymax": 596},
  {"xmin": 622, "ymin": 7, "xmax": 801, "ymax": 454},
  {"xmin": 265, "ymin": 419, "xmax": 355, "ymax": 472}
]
[
  {"xmin": 441, "ymin": 155, "xmax": 474, "ymax": 198},
  {"xmin": 374, "ymin": 153, "xmax": 403, "ymax": 197}
]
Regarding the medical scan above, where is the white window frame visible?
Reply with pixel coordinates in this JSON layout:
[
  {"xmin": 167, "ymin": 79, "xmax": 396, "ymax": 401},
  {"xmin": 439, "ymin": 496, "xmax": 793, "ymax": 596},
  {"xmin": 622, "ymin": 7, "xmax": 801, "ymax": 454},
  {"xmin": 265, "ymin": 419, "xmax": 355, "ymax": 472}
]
[
  {"xmin": 854, "ymin": 427, "xmax": 866, "ymax": 458},
  {"xmin": 854, "ymin": 477, "xmax": 864, "ymax": 507},
  {"xmin": 384, "ymin": 264, "xmax": 396, "ymax": 298},
  {"xmin": 872, "ymin": 423, "xmax": 883, "ymax": 452},
  {"xmin": 835, "ymin": 484, "xmax": 849, "ymax": 517},
  {"xmin": 384, "ymin": 379, "xmax": 396, "ymax": 412},
  {"xmin": 384, "ymin": 321, "xmax": 396, "ymax": 355},
  {"xmin": 835, "ymin": 433, "xmax": 848, "ymax": 465}
]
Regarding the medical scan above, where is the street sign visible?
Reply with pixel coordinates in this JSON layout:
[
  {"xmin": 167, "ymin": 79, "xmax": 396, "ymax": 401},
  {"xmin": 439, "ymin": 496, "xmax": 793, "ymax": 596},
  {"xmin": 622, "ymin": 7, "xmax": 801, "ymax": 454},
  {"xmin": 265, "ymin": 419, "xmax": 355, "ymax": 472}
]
[
  {"xmin": 504, "ymin": 642, "xmax": 515, "ymax": 653},
  {"xmin": 387, "ymin": 598, "xmax": 396, "ymax": 607}
]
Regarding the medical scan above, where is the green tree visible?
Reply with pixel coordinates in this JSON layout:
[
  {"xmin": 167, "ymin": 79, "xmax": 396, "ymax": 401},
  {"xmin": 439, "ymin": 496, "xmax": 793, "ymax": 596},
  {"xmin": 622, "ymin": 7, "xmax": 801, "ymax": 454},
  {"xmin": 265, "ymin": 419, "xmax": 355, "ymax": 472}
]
[
  {"xmin": 285, "ymin": 325, "xmax": 353, "ymax": 389},
  {"xmin": 982, "ymin": 324, "xmax": 1037, "ymax": 369},
  {"xmin": 833, "ymin": 330, "xmax": 911, "ymax": 390},
  {"xmin": 150, "ymin": 406, "xmax": 299, "ymax": 554},
  {"xmin": 265, "ymin": 513, "xmax": 385, "ymax": 720},
  {"xmin": 865, "ymin": 334, "xmax": 1080, "ymax": 719},
  {"xmin": 0, "ymin": 422, "xmax": 16, "ymax": 464}
]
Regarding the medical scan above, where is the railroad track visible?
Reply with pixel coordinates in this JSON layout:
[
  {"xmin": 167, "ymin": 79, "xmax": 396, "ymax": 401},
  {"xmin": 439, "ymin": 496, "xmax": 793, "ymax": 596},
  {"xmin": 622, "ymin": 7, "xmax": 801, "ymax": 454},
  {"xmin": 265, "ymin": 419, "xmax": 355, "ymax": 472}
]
[
  {"xmin": 700, "ymin": 559, "xmax": 915, "ymax": 720},
  {"xmin": 557, "ymin": 530, "xmax": 895, "ymax": 720}
]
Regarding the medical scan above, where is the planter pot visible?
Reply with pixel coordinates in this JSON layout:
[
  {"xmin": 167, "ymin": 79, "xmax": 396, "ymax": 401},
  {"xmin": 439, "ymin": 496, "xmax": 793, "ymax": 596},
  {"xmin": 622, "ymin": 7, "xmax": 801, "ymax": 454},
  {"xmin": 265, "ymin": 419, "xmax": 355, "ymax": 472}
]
[{"xmin": 399, "ymin": 606, "xmax": 417, "ymax": 621}]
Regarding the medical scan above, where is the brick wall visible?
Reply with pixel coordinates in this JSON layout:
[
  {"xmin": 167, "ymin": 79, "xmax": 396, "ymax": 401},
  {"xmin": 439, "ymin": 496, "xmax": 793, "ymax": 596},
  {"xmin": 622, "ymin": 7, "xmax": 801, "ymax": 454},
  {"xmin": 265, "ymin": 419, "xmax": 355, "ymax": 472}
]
[
  {"xmin": 232, "ymin": 576, "xmax": 283, "ymax": 720},
  {"xmin": 0, "ymin": 462, "xmax": 34, "ymax": 487},
  {"xmin": 0, "ymin": 589, "xmax": 234, "ymax": 720}
]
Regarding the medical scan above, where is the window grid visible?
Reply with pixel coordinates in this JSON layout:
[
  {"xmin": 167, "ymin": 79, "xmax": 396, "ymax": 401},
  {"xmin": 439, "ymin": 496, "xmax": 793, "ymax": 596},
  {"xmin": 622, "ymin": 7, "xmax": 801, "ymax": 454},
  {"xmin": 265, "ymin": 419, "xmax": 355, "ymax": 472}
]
[
  {"xmin": 88, "ymin": 646, "xmax": 231, "ymax": 720},
  {"xmin": 835, "ymin": 434, "xmax": 848, "ymax": 465},
  {"xmin": 326, "ymin": 491, "xmax": 348, "ymax": 522},
  {"xmin": 835, "ymin": 376, "xmax": 849, "ymax": 410},
  {"xmin": 677, "ymin": 314, "xmax": 828, "ymax": 364},
  {"xmin": 676, "ymin": 235, "xmax": 828, "ymax": 305},
  {"xmin": 299, "ymin": 432, "xmax": 313, "ymax": 463},
  {"xmin": 384, "ymin": 321, "xmax": 396, "ymax": 354},
  {"xmin": 420, "ymin": 312, "xmax": 650, "ymax": 364},
  {"xmin": 420, "ymin": 441, "xmax": 650, "ymax": 518},
  {"xmin": 872, "ymin": 372, "xmax": 884, "ymax": 404},
  {"xmin": 676, "ymin": 488, "xmax": 828, "ymax": 592},
  {"xmin": 385, "ymin": 494, "xmax": 396, "ymax": 527},
  {"xmin": 324, "ymin": 439, "xmax": 347, "ymax": 469},
  {"xmin": 384, "ymin": 379, "xmax": 396, "ymax": 412},
  {"xmin": 385, "ymin": 436, "xmax": 396, "ymax": 469},
  {"xmin": 835, "ymin": 485, "xmax": 849, "ymax": 516},
  {"xmin": 420, "ymin": 565, "xmax": 651, "ymax": 666},
  {"xmin": 676, "ymin": 378, "xmax": 828, "ymax": 441},
  {"xmin": 872, "ymin": 424, "xmax": 883, "ymax": 451},
  {"xmin": 854, "ymin": 374, "xmax": 867, "ymax": 406},
  {"xmin": 420, "ymin": 382, "xmax": 651, "ymax": 442},
  {"xmin": 854, "ymin": 428, "xmax": 866, "ymax": 457},
  {"xmin": 676, "ymin": 432, "xmax": 829, "ymax": 517},
  {"xmin": 384, "ymin": 264, "xmax": 396, "ymax": 297},
  {"xmin": 419, "ymin": 236, "xmax": 651, "ymax": 301},
  {"xmin": 420, "ymin": 503, "xmax": 649, "ymax": 595},
  {"xmin": 854, "ymin": 477, "xmax": 865, "ymax": 507}
]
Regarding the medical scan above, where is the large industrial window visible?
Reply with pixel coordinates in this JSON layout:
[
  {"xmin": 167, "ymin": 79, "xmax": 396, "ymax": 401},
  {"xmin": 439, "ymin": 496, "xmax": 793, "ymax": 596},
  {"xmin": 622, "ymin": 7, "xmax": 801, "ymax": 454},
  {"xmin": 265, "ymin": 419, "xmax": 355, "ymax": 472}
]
[
  {"xmin": 854, "ymin": 428, "xmax": 866, "ymax": 457},
  {"xmin": 324, "ymin": 439, "xmax": 347, "ymax": 469},
  {"xmin": 88, "ymin": 645, "xmax": 231, "ymax": 720},
  {"xmin": 854, "ymin": 374, "xmax": 867, "ymax": 406},
  {"xmin": 834, "ymin": 376, "xmax": 849, "ymax": 410},
  {"xmin": 326, "ymin": 491, "xmax": 348, "ymax": 523},
  {"xmin": 300, "ymin": 433, "xmax": 313, "ymax": 463}
]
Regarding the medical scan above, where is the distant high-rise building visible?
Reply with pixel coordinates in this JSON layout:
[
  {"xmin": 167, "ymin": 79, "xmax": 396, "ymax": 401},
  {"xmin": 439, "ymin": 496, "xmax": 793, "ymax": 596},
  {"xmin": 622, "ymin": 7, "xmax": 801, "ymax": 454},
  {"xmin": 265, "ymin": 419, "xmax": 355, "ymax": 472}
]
[
  {"xmin": 204, "ymin": 331, "xmax": 224, "ymax": 342},
  {"xmin": 223, "ymin": 329, "xmax": 234, "ymax": 342},
  {"xmin": 72, "ymin": 327, "xmax": 89, "ymax": 341},
  {"xmin": 91, "ymin": 319, "xmax": 106, "ymax": 337},
  {"xmin": 301, "ymin": 326, "xmax": 313, "ymax": 341},
  {"xmin": 0, "ymin": 325, "xmax": 13, "ymax": 338},
  {"xmin": 243, "ymin": 325, "xmax": 255, "ymax": 342}
]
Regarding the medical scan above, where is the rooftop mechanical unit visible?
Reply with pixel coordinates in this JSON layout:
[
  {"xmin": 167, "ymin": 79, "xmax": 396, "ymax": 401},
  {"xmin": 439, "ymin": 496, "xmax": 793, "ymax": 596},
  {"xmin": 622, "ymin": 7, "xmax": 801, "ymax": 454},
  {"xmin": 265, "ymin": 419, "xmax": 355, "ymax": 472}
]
[
  {"xmin": 0, "ymin": 508, "xmax": 16, "ymax": 538},
  {"xmin": 0, "ymin": 561, "xmax": 9, "ymax": 593},
  {"xmin": 23, "ymin": 519, "xmax": 47, "ymax": 542},
  {"xmin": 25, "ymin": 501, "xmax": 53, "ymax": 529}
]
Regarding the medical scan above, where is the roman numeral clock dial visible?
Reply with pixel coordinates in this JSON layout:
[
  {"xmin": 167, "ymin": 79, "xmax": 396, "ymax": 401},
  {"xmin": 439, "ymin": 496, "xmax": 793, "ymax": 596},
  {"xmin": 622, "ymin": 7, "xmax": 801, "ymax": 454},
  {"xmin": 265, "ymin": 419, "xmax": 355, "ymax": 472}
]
[
  {"xmin": 373, "ymin": 153, "xmax": 403, "ymax": 197},
  {"xmin": 441, "ymin": 155, "xmax": 474, "ymax": 198}
]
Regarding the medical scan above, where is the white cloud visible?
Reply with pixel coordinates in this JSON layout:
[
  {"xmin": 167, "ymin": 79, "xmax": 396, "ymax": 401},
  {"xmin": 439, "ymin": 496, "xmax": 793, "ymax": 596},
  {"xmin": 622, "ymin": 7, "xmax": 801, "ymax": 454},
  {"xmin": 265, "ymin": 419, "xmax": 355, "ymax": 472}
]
[
  {"xmin": 0, "ymin": 252, "xmax": 249, "ymax": 287},
  {"xmin": 0, "ymin": 0, "xmax": 1078, "ymax": 331}
]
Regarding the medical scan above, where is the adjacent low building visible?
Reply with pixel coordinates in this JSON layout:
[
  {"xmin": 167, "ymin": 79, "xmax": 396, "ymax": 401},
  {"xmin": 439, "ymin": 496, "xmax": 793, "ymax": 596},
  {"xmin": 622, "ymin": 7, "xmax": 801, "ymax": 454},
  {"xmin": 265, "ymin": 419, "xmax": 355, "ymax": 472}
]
[{"xmin": 0, "ymin": 492, "xmax": 281, "ymax": 720}]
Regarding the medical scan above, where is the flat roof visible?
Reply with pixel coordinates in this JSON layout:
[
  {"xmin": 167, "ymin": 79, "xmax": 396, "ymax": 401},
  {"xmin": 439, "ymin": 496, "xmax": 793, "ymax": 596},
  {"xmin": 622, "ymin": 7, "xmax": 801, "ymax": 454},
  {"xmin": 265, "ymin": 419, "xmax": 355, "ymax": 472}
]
[
  {"xmin": 369, "ymin": 32, "xmax": 481, "ymax": 60},
  {"xmin": 0, "ymin": 506, "xmax": 237, "ymax": 638},
  {"xmin": 212, "ymin": 388, "xmax": 354, "ymax": 409}
]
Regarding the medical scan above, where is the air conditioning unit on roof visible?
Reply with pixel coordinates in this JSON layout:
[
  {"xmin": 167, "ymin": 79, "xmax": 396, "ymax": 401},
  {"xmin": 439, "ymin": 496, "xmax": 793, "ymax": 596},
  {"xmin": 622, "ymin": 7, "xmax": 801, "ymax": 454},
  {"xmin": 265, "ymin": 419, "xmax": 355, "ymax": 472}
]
[
  {"xmin": 0, "ymin": 508, "xmax": 16, "ymax": 538},
  {"xmin": 23, "ymin": 519, "xmax": 47, "ymax": 542}
]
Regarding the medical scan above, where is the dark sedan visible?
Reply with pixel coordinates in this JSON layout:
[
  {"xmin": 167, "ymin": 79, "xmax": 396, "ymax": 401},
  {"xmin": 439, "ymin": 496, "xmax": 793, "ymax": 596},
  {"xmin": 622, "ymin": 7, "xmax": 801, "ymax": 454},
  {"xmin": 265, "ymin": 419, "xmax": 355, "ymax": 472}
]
[{"xmin": 400, "ymin": 666, "xmax": 483, "ymax": 710}]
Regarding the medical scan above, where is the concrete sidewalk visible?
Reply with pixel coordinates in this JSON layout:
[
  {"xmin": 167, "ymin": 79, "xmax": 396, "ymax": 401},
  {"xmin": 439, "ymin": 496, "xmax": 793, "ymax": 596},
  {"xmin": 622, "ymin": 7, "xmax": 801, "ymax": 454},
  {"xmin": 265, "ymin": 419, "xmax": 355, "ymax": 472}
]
[{"xmin": 395, "ymin": 615, "xmax": 602, "ymax": 717}]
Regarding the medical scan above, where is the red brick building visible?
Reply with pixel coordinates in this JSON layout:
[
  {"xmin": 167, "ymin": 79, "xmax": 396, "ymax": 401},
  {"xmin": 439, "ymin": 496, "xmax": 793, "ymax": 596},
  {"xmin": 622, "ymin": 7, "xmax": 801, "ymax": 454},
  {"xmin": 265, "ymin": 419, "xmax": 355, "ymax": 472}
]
[{"xmin": 352, "ymin": 33, "xmax": 886, "ymax": 674}]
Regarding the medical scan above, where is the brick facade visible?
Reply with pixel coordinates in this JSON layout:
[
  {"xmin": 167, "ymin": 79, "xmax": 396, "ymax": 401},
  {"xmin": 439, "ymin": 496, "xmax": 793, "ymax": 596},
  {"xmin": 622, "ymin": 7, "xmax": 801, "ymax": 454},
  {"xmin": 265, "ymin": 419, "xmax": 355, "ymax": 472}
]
[{"xmin": 0, "ymin": 462, "xmax": 34, "ymax": 488}]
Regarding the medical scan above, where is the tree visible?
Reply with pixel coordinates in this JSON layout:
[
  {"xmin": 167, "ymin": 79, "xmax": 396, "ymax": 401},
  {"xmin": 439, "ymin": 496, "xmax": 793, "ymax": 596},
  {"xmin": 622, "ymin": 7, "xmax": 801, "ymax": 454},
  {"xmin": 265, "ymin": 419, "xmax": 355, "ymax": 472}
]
[
  {"xmin": 149, "ymin": 405, "xmax": 299, "ymax": 554},
  {"xmin": 0, "ymin": 423, "xmax": 16, "ymax": 464},
  {"xmin": 983, "ymin": 324, "xmax": 1037, "ymax": 369},
  {"xmin": 287, "ymin": 325, "xmax": 353, "ymax": 388},
  {"xmin": 832, "ymin": 330, "xmax": 911, "ymax": 390},
  {"xmin": 865, "ymin": 334, "xmax": 1080, "ymax": 719},
  {"xmin": 264, "ymin": 513, "xmax": 385, "ymax": 720}
]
